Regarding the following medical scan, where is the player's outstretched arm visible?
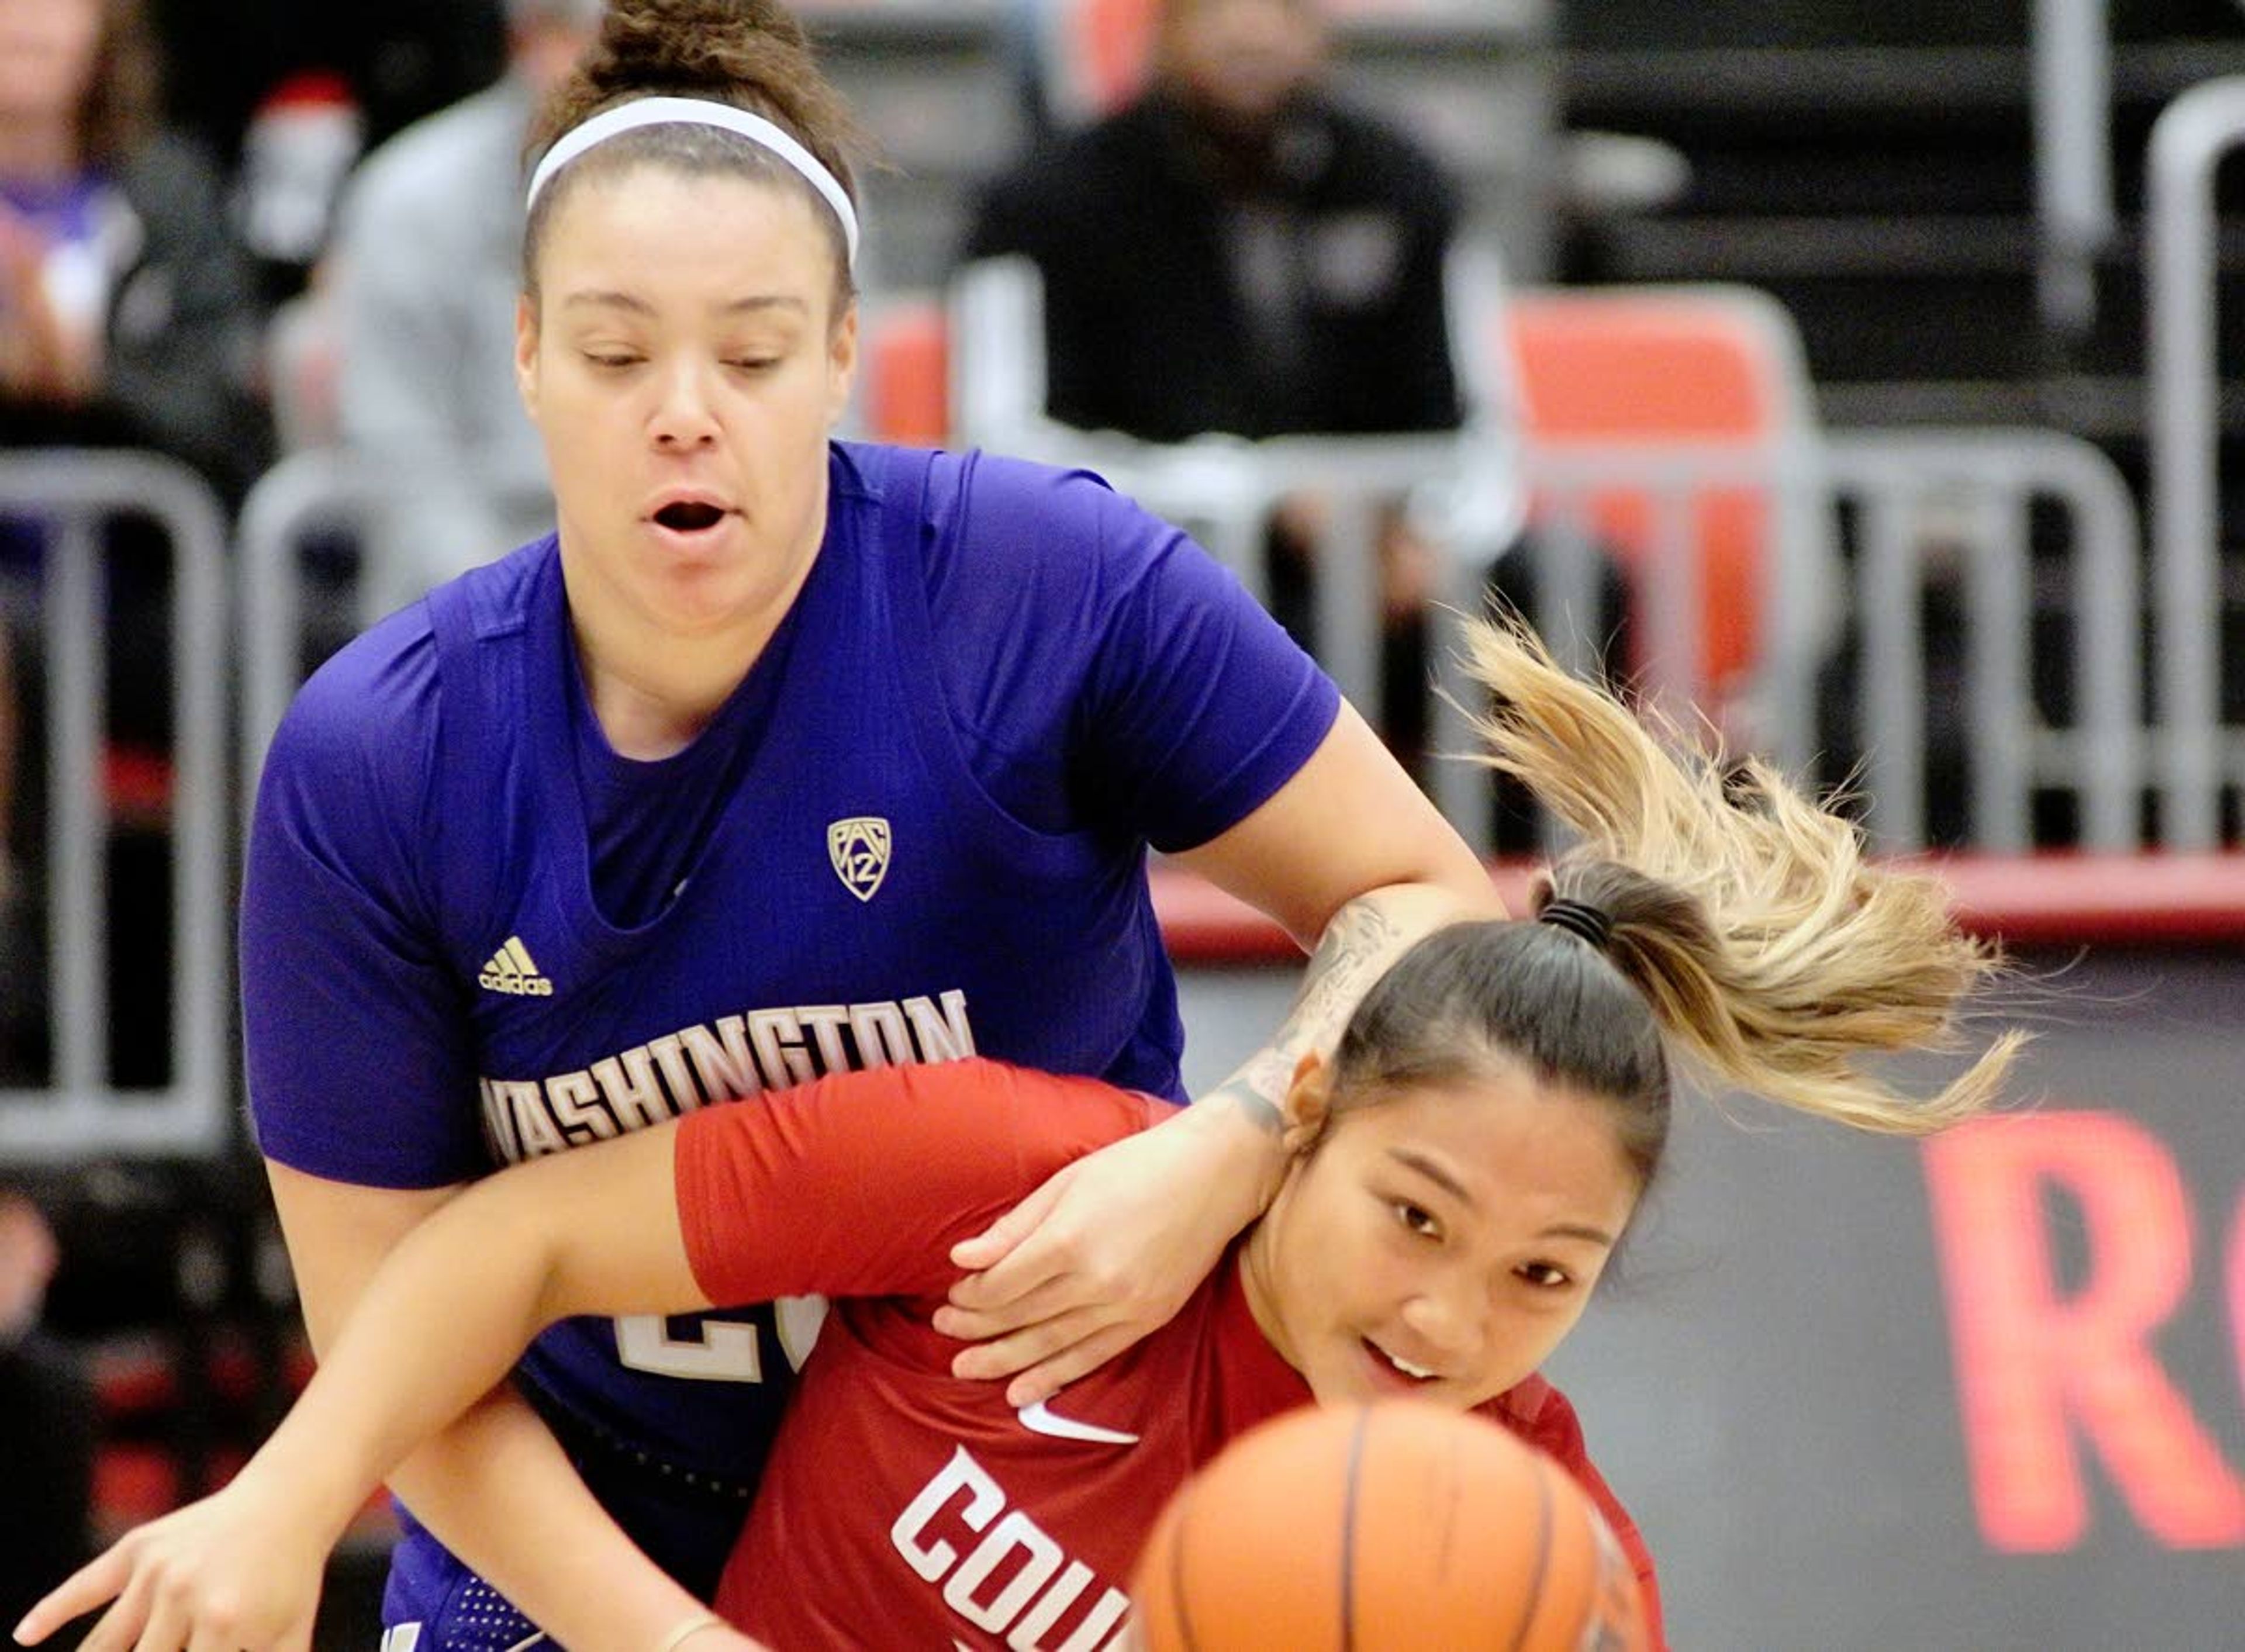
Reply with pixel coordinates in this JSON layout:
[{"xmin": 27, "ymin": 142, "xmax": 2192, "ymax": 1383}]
[
  {"xmin": 942, "ymin": 703, "xmax": 1498, "ymax": 1403},
  {"xmin": 13, "ymin": 1128, "xmax": 754, "ymax": 1652}
]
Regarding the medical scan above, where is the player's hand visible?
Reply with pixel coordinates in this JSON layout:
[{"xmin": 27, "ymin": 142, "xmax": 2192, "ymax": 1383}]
[
  {"xmin": 936, "ymin": 1101, "xmax": 1276, "ymax": 1405},
  {"xmin": 11, "ymin": 1480, "xmax": 330, "ymax": 1652}
]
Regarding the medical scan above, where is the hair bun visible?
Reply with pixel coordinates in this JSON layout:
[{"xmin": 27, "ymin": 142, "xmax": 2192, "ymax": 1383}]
[
  {"xmin": 529, "ymin": 0, "xmax": 871, "ymax": 195},
  {"xmin": 592, "ymin": 0, "xmax": 811, "ymax": 95}
]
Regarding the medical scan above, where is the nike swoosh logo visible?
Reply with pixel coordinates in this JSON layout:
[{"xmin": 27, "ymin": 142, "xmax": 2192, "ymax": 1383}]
[{"xmin": 1017, "ymin": 1398, "xmax": 1140, "ymax": 1446}]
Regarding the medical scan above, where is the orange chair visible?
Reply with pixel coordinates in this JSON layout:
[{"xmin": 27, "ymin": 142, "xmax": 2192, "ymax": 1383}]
[
  {"xmin": 854, "ymin": 296, "xmax": 953, "ymax": 449},
  {"xmin": 1484, "ymin": 285, "xmax": 1822, "ymax": 707}
]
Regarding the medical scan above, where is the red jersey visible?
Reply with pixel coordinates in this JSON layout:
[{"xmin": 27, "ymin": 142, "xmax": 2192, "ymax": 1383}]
[{"xmin": 674, "ymin": 1059, "xmax": 1666, "ymax": 1650}]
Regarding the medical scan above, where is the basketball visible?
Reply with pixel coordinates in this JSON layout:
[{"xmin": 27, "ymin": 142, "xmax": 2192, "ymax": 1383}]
[{"xmin": 1129, "ymin": 1400, "xmax": 1650, "ymax": 1651}]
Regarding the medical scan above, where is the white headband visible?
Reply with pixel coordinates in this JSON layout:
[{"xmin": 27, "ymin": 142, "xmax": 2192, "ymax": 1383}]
[{"xmin": 526, "ymin": 95, "xmax": 859, "ymax": 267}]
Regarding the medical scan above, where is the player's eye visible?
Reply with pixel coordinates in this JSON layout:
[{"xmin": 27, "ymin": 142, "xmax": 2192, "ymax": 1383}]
[
  {"xmin": 1392, "ymin": 1201, "xmax": 1441, "ymax": 1241},
  {"xmin": 1516, "ymin": 1260, "xmax": 1573, "ymax": 1290}
]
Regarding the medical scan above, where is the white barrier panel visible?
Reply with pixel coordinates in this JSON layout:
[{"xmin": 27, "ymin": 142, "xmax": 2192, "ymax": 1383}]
[{"xmin": 0, "ymin": 451, "xmax": 230, "ymax": 1162}]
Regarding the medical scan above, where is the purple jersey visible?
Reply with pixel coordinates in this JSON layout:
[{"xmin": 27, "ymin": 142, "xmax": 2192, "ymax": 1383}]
[{"xmin": 240, "ymin": 442, "xmax": 1338, "ymax": 1626}]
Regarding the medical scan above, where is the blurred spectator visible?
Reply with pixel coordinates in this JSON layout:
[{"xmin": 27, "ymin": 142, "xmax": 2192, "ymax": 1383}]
[
  {"xmin": 0, "ymin": 1182, "xmax": 94, "ymax": 1625},
  {"xmin": 0, "ymin": 0, "xmax": 270, "ymax": 495},
  {"xmin": 318, "ymin": 0, "xmax": 593, "ymax": 599},
  {"xmin": 963, "ymin": 0, "xmax": 1460, "ymax": 772},
  {"xmin": 138, "ymin": 3, "xmax": 509, "ymax": 306},
  {"xmin": 0, "ymin": 0, "xmax": 270, "ymax": 1089}
]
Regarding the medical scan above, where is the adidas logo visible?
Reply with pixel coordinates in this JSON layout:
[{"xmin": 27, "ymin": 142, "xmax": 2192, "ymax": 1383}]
[{"xmin": 478, "ymin": 936, "xmax": 555, "ymax": 998}]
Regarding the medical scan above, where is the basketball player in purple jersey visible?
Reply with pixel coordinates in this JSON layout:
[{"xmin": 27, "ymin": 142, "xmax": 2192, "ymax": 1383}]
[{"xmin": 224, "ymin": 1, "xmax": 1497, "ymax": 1647}]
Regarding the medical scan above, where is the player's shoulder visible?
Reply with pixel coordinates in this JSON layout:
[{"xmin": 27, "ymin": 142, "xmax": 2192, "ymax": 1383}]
[
  {"xmin": 274, "ymin": 599, "xmax": 437, "ymax": 767},
  {"xmin": 847, "ymin": 439, "xmax": 1156, "ymax": 586},
  {"xmin": 268, "ymin": 541, "xmax": 548, "ymax": 787},
  {"xmin": 927, "ymin": 443, "xmax": 1127, "ymax": 531}
]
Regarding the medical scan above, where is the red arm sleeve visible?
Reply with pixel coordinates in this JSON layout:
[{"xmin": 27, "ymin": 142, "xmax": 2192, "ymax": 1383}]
[
  {"xmin": 1484, "ymin": 1375, "xmax": 1667, "ymax": 1651},
  {"xmin": 673, "ymin": 1056, "xmax": 1171, "ymax": 1307}
]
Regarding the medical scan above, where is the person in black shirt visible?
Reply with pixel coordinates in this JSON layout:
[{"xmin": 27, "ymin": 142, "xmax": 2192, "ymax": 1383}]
[{"xmin": 965, "ymin": 0, "xmax": 1459, "ymax": 775}]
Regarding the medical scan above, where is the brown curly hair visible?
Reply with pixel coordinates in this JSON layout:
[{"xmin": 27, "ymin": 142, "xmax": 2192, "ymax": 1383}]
[{"xmin": 521, "ymin": 0, "xmax": 871, "ymax": 311}]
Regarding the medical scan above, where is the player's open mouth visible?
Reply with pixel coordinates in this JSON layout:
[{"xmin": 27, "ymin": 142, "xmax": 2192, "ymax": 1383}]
[
  {"xmin": 1365, "ymin": 1338, "xmax": 1439, "ymax": 1384},
  {"xmin": 653, "ymin": 500, "xmax": 728, "ymax": 533}
]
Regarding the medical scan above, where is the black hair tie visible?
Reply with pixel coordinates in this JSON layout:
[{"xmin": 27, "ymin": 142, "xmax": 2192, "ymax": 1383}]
[{"xmin": 1538, "ymin": 898, "xmax": 1614, "ymax": 951}]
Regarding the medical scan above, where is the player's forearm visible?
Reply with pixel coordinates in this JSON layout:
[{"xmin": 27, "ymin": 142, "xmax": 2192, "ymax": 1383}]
[
  {"xmin": 260, "ymin": 1126, "xmax": 709, "ymax": 1541},
  {"xmin": 1234, "ymin": 882, "xmax": 1490, "ymax": 1079},
  {"xmin": 234, "ymin": 1184, "xmax": 595, "ymax": 1549},
  {"xmin": 386, "ymin": 1390, "xmax": 714, "ymax": 1650},
  {"xmin": 1196, "ymin": 881, "xmax": 1494, "ymax": 1199}
]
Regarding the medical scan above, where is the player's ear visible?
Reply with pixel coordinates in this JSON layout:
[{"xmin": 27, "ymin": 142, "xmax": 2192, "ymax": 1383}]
[
  {"xmin": 1279, "ymin": 1051, "xmax": 1334, "ymax": 1156},
  {"xmin": 824, "ymin": 294, "xmax": 859, "ymax": 427},
  {"xmin": 514, "ymin": 292, "xmax": 541, "ymax": 417}
]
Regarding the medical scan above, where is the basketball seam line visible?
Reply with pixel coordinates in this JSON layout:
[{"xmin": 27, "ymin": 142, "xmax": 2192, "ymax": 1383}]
[
  {"xmin": 1169, "ymin": 1478, "xmax": 1203, "ymax": 1652},
  {"xmin": 1339, "ymin": 1406, "xmax": 1370, "ymax": 1652},
  {"xmin": 1503, "ymin": 1460, "xmax": 1559, "ymax": 1652}
]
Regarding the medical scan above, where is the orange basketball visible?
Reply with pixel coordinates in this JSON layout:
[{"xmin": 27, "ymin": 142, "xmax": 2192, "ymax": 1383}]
[{"xmin": 1130, "ymin": 1400, "xmax": 1650, "ymax": 1651}]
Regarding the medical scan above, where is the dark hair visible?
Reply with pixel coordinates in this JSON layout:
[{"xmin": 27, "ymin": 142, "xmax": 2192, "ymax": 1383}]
[
  {"xmin": 521, "ymin": 0, "xmax": 870, "ymax": 311},
  {"xmin": 82, "ymin": 0, "xmax": 162, "ymax": 168},
  {"xmin": 1331, "ymin": 914, "xmax": 1672, "ymax": 1190}
]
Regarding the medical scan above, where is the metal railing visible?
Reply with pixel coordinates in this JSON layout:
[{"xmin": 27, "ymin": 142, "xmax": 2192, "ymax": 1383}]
[
  {"xmin": 0, "ymin": 452, "xmax": 230, "ymax": 1162},
  {"xmin": 1821, "ymin": 427, "xmax": 2143, "ymax": 852},
  {"xmin": 2030, "ymin": 0, "xmax": 2117, "ymax": 343},
  {"xmin": 2144, "ymin": 74, "xmax": 2245, "ymax": 851},
  {"xmin": 954, "ymin": 248, "xmax": 2164, "ymax": 851},
  {"xmin": 1425, "ymin": 430, "xmax": 2146, "ymax": 855}
]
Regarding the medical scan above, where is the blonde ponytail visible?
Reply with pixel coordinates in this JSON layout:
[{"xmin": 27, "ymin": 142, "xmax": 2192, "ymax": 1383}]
[{"xmin": 1456, "ymin": 614, "xmax": 2019, "ymax": 1135}]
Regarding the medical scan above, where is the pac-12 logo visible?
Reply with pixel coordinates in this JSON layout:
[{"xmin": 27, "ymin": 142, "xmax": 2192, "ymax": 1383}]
[{"xmin": 828, "ymin": 816, "xmax": 892, "ymax": 902}]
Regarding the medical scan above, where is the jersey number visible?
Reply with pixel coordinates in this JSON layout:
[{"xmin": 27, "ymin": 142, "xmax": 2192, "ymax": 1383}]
[
  {"xmin": 613, "ymin": 1299, "xmax": 826, "ymax": 1384},
  {"xmin": 613, "ymin": 1315, "xmax": 766, "ymax": 1383}
]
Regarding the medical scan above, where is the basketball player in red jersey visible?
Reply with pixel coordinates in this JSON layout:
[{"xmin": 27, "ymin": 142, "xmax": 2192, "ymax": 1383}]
[{"xmin": 22, "ymin": 618, "xmax": 2016, "ymax": 1652}]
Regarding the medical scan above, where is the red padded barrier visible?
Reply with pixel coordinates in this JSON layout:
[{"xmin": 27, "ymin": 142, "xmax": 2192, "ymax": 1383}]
[{"xmin": 1151, "ymin": 854, "xmax": 2245, "ymax": 963}]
